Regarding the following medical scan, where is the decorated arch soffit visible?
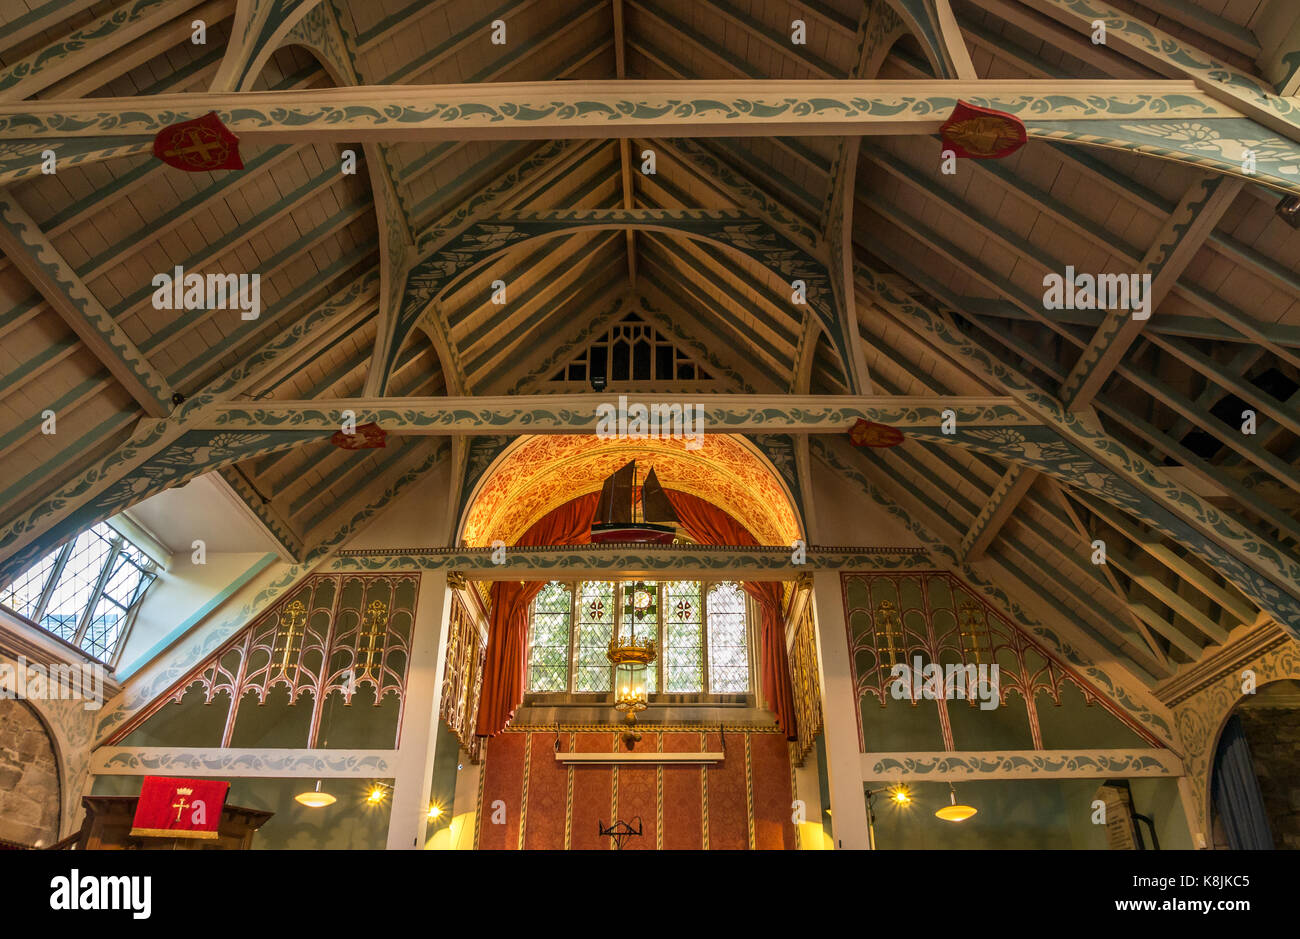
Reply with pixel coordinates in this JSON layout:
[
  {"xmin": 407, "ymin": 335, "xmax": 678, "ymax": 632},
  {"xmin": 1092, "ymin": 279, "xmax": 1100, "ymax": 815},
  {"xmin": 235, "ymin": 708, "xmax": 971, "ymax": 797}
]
[
  {"xmin": 458, "ymin": 434, "xmax": 803, "ymax": 549},
  {"xmin": 1164, "ymin": 626, "xmax": 1300, "ymax": 840}
]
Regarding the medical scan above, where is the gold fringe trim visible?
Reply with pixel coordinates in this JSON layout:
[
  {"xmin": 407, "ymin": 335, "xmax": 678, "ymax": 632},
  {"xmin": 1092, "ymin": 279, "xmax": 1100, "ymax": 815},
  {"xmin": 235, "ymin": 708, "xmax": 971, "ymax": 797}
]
[{"xmin": 129, "ymin": 827, "xmax": 219, "ymax": 840}]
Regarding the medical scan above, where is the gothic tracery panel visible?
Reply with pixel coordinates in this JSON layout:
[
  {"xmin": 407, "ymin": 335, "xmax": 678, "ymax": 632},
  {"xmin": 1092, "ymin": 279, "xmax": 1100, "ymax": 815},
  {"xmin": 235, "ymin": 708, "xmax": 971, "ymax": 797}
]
[
  {"xmin": 841, "ymin": 571, "xmax": 1160, "ymax": 753},
  {"xmin": 108, "ymin": 574, "xmax": 418, "ymax": 749}
]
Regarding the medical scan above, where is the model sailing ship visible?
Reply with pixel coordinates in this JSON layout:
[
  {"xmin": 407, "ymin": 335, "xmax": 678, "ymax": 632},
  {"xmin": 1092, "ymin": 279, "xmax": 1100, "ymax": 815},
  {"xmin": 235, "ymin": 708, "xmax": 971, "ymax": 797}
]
[{"xmin": 589, "ymin": 460, "xmax": 679, "ymax": 544}]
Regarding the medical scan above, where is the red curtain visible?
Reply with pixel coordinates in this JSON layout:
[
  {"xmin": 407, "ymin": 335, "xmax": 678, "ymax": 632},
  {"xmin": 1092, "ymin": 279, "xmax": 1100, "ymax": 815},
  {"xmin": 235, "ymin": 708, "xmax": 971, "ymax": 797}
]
[
  {"xmin": 475, "ymin": 493, "xmax": 599, "ymax": 737},
  {"xmin": 474, "ymin": 488, "xmax": 798, "ymax": 742},
  {"xmin": 664, "ymin": 490, "xmax": 797, "ymax": 741}
]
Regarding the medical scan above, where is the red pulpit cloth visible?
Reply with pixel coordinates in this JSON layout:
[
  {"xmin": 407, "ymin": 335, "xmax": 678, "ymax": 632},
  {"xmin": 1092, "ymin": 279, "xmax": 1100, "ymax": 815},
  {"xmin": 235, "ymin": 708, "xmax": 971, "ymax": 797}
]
[
  {"xmin": 153, "ymin": 111, "xmax": 244, "ymax": 172},
  {"xmin": 130, "ymin": 776, "xmax": 230, "ymax": 839}
]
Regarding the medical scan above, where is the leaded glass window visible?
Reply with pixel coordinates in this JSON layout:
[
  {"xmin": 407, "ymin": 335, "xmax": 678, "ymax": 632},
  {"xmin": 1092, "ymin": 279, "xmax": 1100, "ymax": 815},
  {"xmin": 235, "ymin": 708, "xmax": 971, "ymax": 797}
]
[
  {"xmin": 0, "ymin": 521, "xmax": 158, "ymax": 665},
  {"xmin": 707, "ymin": 582, "xmax": 750, "ymax": 693},
  {"xmin": 524, "ymin": 580, "xmax": 751, "ymax": 697},
  {"xmin": 620, "ymin": 580, "xmax": 657, "ymax": 693},
  {"xmin": 526, "ymin": 581, "xmax": 572, "ymax": 692},
  {"xmin": 574, "ymin": 581, "xmax": 616, "ymax": 692},
  {"xmin": 663, "ymin": 580, "xmax": 703, "ymax": 693}
]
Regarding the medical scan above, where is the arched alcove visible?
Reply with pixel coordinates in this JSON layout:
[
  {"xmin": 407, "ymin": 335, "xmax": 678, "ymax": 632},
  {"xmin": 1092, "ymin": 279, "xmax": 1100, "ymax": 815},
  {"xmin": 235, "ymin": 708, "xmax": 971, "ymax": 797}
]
[
  {"xmin": 1208, "ymin": 678, "xmax": 1300, "ymax": 849},
  {"xmin": 0, "ymin": 698, "xmax": 62, "ymax": 847},
  {"xmin": 457, "ymin": 433, "xmax": 803, "ymax": 547}
]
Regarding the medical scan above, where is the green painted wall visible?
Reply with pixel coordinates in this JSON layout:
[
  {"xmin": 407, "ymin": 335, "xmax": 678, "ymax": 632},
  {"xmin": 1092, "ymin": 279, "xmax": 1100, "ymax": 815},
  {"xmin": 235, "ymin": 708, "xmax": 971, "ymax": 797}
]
[
  {"xmin": 870, "ymin": 777, "xmax": 1191, "ymax": 849},
  {"xmin": 92, "ymin": 774, "xmax": 394, "ymax": 849}
]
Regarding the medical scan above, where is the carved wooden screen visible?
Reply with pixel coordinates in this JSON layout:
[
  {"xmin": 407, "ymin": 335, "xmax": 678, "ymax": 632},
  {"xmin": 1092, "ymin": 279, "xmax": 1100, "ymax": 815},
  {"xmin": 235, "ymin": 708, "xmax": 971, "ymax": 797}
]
[
  {"xmin": 440, "ymin": 592, "xmax": 486, "ymax": 763},
  {"xmin": 841, "ymin": 571, "xmax": 1160, "ymax": 752},
  {"xmin": 108, "ymin": 573, "xmax": 418, "ymax": 748},
  {"xmin": 788, "ymin": 600, "xmax": 823, "ymax": 766}
]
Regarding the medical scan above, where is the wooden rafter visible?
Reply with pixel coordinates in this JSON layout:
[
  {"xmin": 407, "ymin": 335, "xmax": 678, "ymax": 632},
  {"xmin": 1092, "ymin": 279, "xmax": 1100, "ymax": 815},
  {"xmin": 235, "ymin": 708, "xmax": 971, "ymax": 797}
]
[{"xmin": 0, "ymin": 191, "xmax": 172, "ymax": 417}]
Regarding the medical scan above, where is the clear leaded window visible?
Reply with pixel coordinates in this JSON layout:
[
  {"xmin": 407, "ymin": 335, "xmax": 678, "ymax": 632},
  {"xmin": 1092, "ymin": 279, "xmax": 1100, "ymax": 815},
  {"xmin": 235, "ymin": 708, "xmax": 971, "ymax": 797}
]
[
  {"xmin": 526, "ymin": 581, "xmax": 572, "ymax": 692},
  {"xmin": 0, "ymin": 522, "xmax": 158, "ymax": 665},
  {"xmin": 525, "ymin": 580, "xmax": 751, "ymax": 696},
  {"xmin": 707, "ymin": 582, "xmax": 750, "ymax": 693}
]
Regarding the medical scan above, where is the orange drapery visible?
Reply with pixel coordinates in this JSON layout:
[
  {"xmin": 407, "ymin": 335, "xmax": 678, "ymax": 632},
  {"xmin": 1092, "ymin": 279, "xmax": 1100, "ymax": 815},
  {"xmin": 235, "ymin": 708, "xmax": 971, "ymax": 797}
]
[
  {"xmin": 664, "ymin": 489, "xmax": 797, "ymax": 741},
  {"xmin": 474, "ymin": 492, "xmax": 599, "ymax": 737},
  {"xmin": 474, "ymin": 488, "xmax": 798, "ymax": 741}
]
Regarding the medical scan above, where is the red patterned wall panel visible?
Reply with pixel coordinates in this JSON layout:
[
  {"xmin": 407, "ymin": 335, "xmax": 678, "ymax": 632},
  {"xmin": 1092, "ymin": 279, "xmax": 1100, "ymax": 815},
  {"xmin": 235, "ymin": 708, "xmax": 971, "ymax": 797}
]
[
  {"xmin": 477, "ymin": 732, "xmax": 525, "ymax": 850},
  {"xmin": 750, "ymin": 733, "xmax": 796, "ymax": 850},
  {"xmin": 569, "ymin": 732, "xmax": 616, "ymax": 851},
  {"xmin": 660, "ymin": 732, "xmax": 704, "ymax": 850},
  {"xmin": 704, "ymin": 730, "xmax": 748, "ymax": 849},
  {"xmin": 479, "ymin": 726, "xmax": 793, "ymax": 850},
  {"xmin": 616, "ymin": 735, "xmax": 658, "ymax": 852},
  {"xmin": 522, "ymin": 733, "xmax": 567, "ymax": 850}
]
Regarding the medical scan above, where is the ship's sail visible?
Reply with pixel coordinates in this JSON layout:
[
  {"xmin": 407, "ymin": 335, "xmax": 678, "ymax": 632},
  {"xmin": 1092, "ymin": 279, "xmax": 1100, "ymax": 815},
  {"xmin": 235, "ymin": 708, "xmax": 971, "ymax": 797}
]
[
  {"xmin": 595, "ymin": 460, "xmax": 636, "ymax": 524},
  {"xmin": 641, "ymin": 467, "xmax": 678, "ymax": 525}
]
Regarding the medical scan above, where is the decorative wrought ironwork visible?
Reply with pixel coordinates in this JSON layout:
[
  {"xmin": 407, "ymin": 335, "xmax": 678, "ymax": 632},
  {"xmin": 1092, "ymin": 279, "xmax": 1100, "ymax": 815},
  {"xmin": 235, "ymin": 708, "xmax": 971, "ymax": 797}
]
[
  {"xmin": 441, "ymin": 592, "xmax": 486, "ymax": 763},
  {"xmin": 842, "ymin": 571, "xmax": 1160, "ymax": 750},
  {"xmin": 106, "ymin": 574, "xmax": 418, "ymax": 748},
  {"xmin": 873, "ymin": 599, "xmax": 905, "ymax": 667},
  {"xmin": 598, "ymin": 816, "xmax": 643, "ymax": 850},
  {"xmin": 788, "ymin": 600, "xmax": 823, "ymax": 767},
  {"xmin": 957, "ymin": 599, "xmax": 991, "ymax": 664},
  {"xmin": 272, "ymin": 600, "xmax": 307, "ymax": 674},
  {"xmin": 355, "ymin": 600, "xmax": 389, "ymax": 680}
]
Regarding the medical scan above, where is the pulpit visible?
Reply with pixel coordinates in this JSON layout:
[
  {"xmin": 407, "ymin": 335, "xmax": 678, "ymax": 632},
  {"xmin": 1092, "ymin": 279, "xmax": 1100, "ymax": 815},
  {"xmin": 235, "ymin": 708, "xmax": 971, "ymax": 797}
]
[{"xmin": 75, "ymin": 796, "xmax": 273, "ymax": 850}]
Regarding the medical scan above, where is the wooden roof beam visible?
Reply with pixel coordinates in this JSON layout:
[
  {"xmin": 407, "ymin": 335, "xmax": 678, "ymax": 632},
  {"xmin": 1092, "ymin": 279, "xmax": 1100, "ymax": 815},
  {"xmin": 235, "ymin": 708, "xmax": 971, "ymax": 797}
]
[
  {"xmin": 959, "ymin": 464, "xmax": 1038, "ymax": 563},
  {"xmin": 4, "ymin": 80, "xmax": 1297, "ymax": 194},
  {"xmin": 859, "ymin": 260, "xmax": 1300, "ymax": 632},
  {"xmin": 0, "ymin": 190, "xmax": 172, "ymax": 417},
  {"xmin": 1060, "ymin": 174, "xmax": 1243, "ymax": 411},
  {"xmin": 885, "ymin": 0, "xmax": 977, "ymax": 79},
  {"xmin": 1066, "ymin": 488, "xmax": 1259, "ymax": 628},
  {"xmin": 614, "ymin": 0, "xmax": 637, "ymax": 287},
  {"xmin": 209, "ymin": 0, "xmax": 324, "ymax": 92},
  {"xmin": 1046, "ymin": 479, "xmax": 1170, "ymax": 667},
  {"xmin": 1018, "ymin": 0, "xmax": 1300, "ymax": 143},
  {"xmin": 0, "ymin": 0, "xmax": 210, "ymax": 101},
  {"xmin": 0, "ymin": 0, "xmax": 100, "ymax": 59}
]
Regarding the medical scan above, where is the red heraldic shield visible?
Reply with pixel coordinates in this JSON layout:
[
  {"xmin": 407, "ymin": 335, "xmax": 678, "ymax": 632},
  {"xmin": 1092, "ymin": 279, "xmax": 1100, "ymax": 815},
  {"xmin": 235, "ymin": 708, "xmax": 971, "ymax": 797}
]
[
  {"xmin": 153, "ymin": 111, "xmax": 244, "ymax": 171},
  {"xmin": 331, "ymin": 421, "xmax": 387, "ymax": 450},
  {"xmin": 849, "ymin": 418, "xmax": 905, "ymax": 448},
  {"xmin": 130, "ymin": 776, "xmax": 230, "ymax": 839},
  {"xmin": 940, "ymin": 101, "xmax": 1027, "ymax": 159}
]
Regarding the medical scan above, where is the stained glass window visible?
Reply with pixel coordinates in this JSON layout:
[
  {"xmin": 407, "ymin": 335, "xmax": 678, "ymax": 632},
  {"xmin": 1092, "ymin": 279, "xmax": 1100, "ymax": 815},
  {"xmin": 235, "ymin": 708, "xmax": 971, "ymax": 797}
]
[
  {"xmin": 664, "ymin": 580, "xmax": 702, "ymax": 693},
  {"xmin": 619, "ymin": 580, "xmax": 658, "ymax": 693},
  {"xmin": 526, "ymin": 581, "xmax": 572, "ymax": 692},
  {"xmin": 524, "ymin": 579, "xmax": 751, "ymax": 697},
  {"xmin": 574, "ymin": 581, "xmax": 616, "ymax": 692},
  {"xmin": 0, "ymin": 521, "xmax": 158, "ymax": 664},
  {"xmin": 707, "ymin": 582, "xmax": 750, "ymax": 693}
]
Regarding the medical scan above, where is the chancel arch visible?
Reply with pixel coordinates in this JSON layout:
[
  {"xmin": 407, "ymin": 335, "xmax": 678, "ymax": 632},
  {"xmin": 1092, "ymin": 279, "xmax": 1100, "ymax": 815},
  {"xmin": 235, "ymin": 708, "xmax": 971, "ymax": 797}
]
[{"xmin": 457, "ymin": 433, "xmax": 804, "ymax": 549}]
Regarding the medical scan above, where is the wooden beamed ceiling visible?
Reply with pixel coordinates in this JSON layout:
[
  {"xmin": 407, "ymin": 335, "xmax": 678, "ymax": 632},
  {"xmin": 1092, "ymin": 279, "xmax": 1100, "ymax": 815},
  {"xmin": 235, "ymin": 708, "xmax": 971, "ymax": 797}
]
[{"xmin": 0, "ymin": 0, "xmax": 1297, "ymax": 687}]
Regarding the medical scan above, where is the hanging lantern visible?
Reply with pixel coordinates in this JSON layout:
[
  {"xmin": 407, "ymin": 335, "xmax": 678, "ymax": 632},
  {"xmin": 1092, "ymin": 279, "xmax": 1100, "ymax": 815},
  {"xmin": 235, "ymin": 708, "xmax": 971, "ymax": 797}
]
[{"xmin": 608, "ymin": 582, "xmax": 657, "ymax": 745}]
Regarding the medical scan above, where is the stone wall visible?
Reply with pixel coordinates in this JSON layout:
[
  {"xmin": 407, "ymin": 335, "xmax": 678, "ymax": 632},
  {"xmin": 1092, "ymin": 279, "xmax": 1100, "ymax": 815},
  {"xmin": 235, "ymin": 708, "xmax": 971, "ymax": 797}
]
[
  {"xmin": 0, "ymin": 699, "xmax": 61, "ymax": 847},
  {"xmin": 1237, "ymin": 707, "xmax": 1300, "ymax": 850}
]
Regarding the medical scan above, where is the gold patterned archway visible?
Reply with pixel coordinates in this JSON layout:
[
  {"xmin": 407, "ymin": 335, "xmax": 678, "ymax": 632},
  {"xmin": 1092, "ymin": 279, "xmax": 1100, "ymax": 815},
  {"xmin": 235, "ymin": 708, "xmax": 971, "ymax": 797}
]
[{"xmin": 458, "ymin": 434, "xmax": 802, "ymax": 547}]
